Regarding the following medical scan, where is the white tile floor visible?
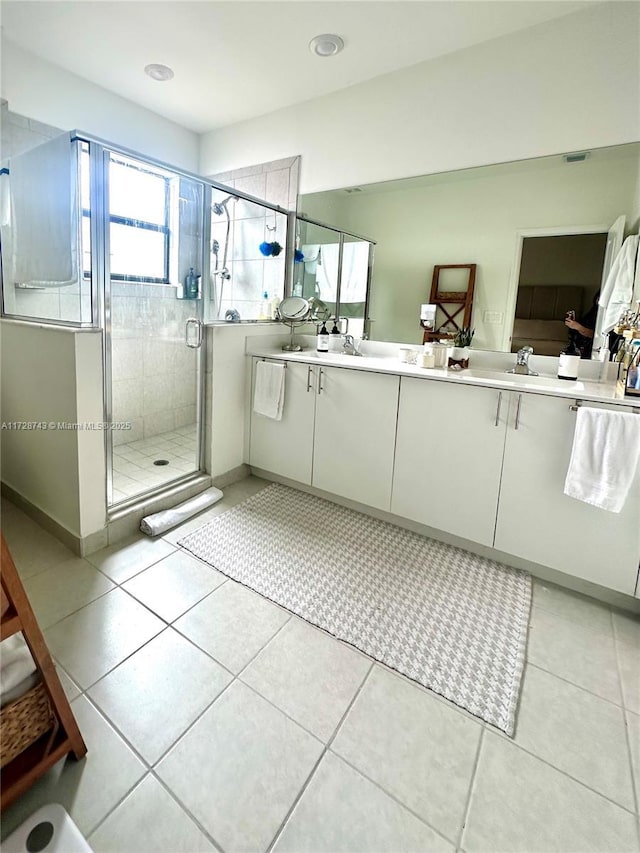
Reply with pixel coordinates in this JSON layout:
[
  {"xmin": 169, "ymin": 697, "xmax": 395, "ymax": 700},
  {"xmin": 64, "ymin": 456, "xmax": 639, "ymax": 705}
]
[
  {"xmin": 1, "ymin": 477, "xmax": 639, "ymax": 853},
  {"xmin": 112, "ymin": 425, "xmax": 198, "ymax": 504}
]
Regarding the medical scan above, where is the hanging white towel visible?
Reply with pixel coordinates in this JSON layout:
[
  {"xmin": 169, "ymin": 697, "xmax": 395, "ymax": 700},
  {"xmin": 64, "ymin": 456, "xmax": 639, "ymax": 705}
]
[
  {"xmin": 598, "ymin": 235, "xmax": 639, "ymax": 335},
  {"xmin": 253, "ymin": 361, "xmax": 286, "ymax": 420},
  {"xmin": 564, "ymin": 406, "xmax": 640, "ymax": 512},
  {"xmin": 10, "ymin": 133, "xmax": 80, "ymax": 288}
]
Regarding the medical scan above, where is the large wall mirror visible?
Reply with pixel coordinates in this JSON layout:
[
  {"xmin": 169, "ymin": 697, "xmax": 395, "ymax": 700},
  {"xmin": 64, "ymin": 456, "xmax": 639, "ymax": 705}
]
[{"xmin": 299, "ymin": 143, "xmax": 640, "ymax": 352}]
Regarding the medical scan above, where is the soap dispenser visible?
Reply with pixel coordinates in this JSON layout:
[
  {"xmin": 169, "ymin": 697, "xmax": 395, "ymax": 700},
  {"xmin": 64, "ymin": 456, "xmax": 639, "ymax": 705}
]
[
  {"xmin": 329, "ymin": 319, "xmax": 342, "ymax": 353},
  {"xmin": 558, "ymin": 337, "xmax": 581, "ymax": 381},
  {"xmin": 317, "ymin": 321, "xmax": 329, "ymax": 352}
]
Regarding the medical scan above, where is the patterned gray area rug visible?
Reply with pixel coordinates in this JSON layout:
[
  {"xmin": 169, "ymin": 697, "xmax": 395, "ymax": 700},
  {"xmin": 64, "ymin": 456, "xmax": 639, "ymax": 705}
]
[{"xmin": 179, "ymin": 483, "xmax": 531, "ymax": 734}]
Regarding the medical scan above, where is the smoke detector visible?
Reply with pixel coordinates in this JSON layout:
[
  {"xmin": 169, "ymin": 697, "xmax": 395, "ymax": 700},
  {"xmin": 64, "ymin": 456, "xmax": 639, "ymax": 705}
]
[
  {"xmin": 309, "ymin": 34, "xmax": 345, "ymax": 58},
  {"xmin": 144, "ymin": 64, "xmax": 174, "ymax": 82}
]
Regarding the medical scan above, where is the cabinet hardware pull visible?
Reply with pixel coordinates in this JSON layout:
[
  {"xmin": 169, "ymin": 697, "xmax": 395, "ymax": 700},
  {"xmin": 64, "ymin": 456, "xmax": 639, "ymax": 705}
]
[
  {"xmin": 495, "ymin": 392, "xmax": 502, "ymax": 426},
  {"xmin": 306, "ymin": 365, "xmax": 313, "ymax": 392},
  {"xmin": 514, "ymin": 394, "xmax": 522, "ymax": 430},
  {"xmin": 317, "ymin": 368, "xmax": 324, "ymax": 395}
]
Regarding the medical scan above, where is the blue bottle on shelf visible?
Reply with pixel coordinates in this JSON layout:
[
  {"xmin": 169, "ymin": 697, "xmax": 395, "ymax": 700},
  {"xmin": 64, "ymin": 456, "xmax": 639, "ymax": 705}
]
[{"xmin": 184, "ymin": 267, "xmax": 199, "ymax": 299}]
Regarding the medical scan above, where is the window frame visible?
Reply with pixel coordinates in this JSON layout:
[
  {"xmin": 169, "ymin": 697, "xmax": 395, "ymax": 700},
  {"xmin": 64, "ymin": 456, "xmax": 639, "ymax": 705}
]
[{"xmin": 82, "ymin": 155, "xmax": 172, "ymax": 284}]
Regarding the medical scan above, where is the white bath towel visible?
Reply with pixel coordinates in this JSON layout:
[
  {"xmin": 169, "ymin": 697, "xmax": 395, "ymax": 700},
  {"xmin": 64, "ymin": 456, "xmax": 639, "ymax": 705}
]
[
  {"xmin": 140, "ymin": 487, "xmax": 224, "ymax": 536},
  {"xmin": 10, "ymin": 133, "xmax": 80, "ymax": 288},
  {"xmin": 598, "ymin": 235, "xmax": 639, "ymax": 335},
  {"xmin": 253, "ymin": 361, "xmax": 285, "ymax": 420},
  {"xmin": 1, "ymin": 634, "xmax": 37, "ymax": 706},
  {"xmin": 564, "ymin": 406, "xmax": 640, "ymax": 512}
]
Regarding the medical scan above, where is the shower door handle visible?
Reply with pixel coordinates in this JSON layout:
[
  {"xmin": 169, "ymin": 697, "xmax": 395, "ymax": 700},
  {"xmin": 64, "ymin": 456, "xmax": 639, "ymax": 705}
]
[{"xmin": 185, "ymin": 318, "xmax": 203, "ymax": 348}]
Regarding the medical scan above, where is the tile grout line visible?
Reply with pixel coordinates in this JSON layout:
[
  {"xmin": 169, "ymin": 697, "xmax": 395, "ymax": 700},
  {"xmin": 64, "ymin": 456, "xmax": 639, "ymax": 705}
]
[
  {"xmin": 456, "ymin": 727, "xmax": 485, "ymax": 850},
  {"xmin": 263, "ymin": 661, "xmax": 375, "ymax": 853},
  {"xmin": 483, "ymin": 715, "xmax": 639, "ymax": 817},
  {"xmin": 612, "ymin": 617, "xmax": 640, "ymax": 824},
  {"xmin": 329, "ymin": 747, "xmax": 458, "ymax": 850},
  {"xmin": 149, "ymin": 770, "xmax": 227, "ymax": 853},
  {"xmin": 525, "ymin": 658, "xmax": 624, "ymax": 709}
]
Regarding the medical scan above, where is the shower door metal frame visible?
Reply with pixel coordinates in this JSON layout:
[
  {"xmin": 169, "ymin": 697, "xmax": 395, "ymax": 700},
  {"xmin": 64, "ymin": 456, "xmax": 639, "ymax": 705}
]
[
  {"xmin": 85, "ymin": 136, "xmax": 209, "ymax": 513},
  {"xmin": 78, "ymin": 130, "xmax": 293, "ymax": 513}
]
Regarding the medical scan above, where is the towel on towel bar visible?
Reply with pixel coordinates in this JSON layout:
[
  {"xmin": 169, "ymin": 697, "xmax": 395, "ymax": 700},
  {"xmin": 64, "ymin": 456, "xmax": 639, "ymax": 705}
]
[
  {"xmin": 564, "ymin": 406, "xmax": 640, "ymax": 512},
  {"xmin": 253, "ymin": 361, "xmax": 286, "ymax": 420}
]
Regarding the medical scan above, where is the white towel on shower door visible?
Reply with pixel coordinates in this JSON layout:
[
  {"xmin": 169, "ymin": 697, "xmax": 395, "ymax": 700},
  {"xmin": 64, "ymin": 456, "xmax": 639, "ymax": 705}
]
[
  {"xmin": 253, "ymin": 361, "xmax": 286, "ymax": 420},
  {"xmin": 564, "ymin": 406, "xmax": 640, "ymax": 512},
  {"xmin": 10, "ymin": 133, "xmax": 80, "ymax": 288}
]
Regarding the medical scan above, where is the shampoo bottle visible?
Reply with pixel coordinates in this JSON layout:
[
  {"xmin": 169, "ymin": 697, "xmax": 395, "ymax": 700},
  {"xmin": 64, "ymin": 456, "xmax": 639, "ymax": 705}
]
[
  {"xmin": 184, "ymin": 267, "xmax": 199, "ymax": 299},
  {"xmin": 317, "ymin": 322, "xmax": 329, "ymax": 352},
  {"xmin": 259, "ymin": 290, "xmax": 270, "ymax": 320}
]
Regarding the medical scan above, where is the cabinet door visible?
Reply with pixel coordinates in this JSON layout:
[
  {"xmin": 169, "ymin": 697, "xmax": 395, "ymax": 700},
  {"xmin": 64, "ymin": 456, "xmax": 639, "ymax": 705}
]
[
  {"xmin": 312, "ymin": 367, "xmax": 400, "ymax": 510},
  {"xmin": 249, "ymin": 360, "xmax": 316, "ymax": 484},
  {"xmin": 391, "ymin": 378, "xmax": 507, "ymax": 546},
  {"xmin": 494, "ymin": 394, "xmax": 640, "ymax": 595}
]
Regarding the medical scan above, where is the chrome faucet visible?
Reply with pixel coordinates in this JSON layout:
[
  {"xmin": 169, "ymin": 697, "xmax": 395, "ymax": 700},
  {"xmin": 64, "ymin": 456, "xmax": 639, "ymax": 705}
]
[
  {"xmin": 343, "ymin": 334, "xmax": 362, "ymax": 356},
  {"xmin": 507, "ymin": 345, "xmax": 539, "ymax": 376}
]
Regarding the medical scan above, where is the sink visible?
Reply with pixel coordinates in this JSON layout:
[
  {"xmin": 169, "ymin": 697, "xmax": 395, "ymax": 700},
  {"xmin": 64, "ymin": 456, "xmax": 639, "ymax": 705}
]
[{"xmin": 453, "ymin": 367, "xmax": 584, "ymax": 389}]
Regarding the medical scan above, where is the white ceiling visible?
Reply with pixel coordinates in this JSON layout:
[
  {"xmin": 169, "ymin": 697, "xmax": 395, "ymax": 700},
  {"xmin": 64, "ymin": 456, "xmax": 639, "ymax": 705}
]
[{"xmin": 1, "ymin": 1, "xmax": 593, "ymax": 134}]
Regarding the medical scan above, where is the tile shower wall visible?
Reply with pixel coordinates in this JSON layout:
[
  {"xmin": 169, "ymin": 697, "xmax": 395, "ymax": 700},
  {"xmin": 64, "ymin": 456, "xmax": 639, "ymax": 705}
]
[
  {"xmin": 208, "ymin": 157, "xmax": 299, "ymax": 321},
  {"xmin": 111, "ymin": 286, "xmax": 199, "ymax": 447}
]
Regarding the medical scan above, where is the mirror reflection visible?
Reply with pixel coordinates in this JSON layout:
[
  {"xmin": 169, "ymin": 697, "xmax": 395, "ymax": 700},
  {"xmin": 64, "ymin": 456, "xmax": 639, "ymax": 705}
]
[
  {"xmin": 299, "ymin": 143, "xmax": 640, "ymax": 351},
  {"xmin": 294, "ymin": 217, "xmax": 373, "ymax": 339}
]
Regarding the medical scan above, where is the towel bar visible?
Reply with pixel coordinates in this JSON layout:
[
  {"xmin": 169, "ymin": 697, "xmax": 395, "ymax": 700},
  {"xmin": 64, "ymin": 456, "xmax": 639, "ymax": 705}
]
[
  {"xmin": 260, "ymin": 358, "xmax": 287, "ymax": 368},
  {"xmin": 569, "ymin": 400, "xmax": 639, "ymax": 413}
]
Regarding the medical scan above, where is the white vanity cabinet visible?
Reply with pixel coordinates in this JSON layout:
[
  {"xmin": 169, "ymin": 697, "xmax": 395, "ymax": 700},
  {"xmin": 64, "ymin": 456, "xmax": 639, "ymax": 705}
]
[
  {"xmin": 249, "ymin": 359, "xmax": 316, "ymax": 484},
  {"xmin": 312, "ymin": 366, "xmax": 400, "ymax": 510},
  {"xmin": 391, "ymin": 377, "xmax": 507, "ymax": 546},
  {"xmin": 494, "ymin": 393, "xmax": 640, "ymax": 596},
  {"xmin": 249, "ymin": 359, "xmax": 400, "ymax": 511}
]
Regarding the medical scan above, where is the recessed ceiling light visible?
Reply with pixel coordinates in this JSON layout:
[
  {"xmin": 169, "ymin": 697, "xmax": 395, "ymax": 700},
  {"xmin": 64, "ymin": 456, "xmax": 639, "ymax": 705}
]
[
  {"xmin": 309, "ymin": 34, "xmax": 344, "ymax": 58},
  {"xmin": 144, "ymin": 63, "xmax": 174, "ymax": 82}
]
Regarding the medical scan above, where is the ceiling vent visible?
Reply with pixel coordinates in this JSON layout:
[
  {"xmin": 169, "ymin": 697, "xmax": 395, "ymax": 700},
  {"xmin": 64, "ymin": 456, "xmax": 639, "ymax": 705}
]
[{"xmin": 563, "ymin": 151, "xmax": 590, "ymax": 163}]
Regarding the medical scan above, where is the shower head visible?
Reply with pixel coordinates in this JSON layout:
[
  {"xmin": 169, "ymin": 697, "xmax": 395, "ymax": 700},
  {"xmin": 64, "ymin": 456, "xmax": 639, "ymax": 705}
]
[{"xmin": 212, "ymin": 195, "xmax": 236, "ymax": 216}]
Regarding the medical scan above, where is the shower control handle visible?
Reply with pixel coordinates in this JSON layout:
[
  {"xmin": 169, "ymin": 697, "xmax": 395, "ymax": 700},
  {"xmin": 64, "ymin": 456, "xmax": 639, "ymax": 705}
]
[{"xmin": 185, "ymin": 318, "xmax": 203, "ymax": 349}]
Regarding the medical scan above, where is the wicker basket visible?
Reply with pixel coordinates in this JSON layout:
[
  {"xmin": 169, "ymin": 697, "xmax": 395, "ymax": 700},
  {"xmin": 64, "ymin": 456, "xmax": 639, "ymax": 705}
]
[{"xmin": 1, "ymin": 680, "xmax": 58, "ymax": 768}]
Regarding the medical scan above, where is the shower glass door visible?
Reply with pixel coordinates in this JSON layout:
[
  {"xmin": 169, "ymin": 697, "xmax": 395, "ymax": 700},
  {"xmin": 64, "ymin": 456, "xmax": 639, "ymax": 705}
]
[{"xmin": 103, "ymin": 147, "xmax": 206, "ymax": 506}]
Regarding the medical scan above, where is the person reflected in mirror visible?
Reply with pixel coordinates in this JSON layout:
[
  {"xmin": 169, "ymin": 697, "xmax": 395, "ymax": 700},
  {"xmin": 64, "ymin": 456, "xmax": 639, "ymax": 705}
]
[{"xmin": 565, "ymin": 291, "xmax": 599, "ymax": 358}]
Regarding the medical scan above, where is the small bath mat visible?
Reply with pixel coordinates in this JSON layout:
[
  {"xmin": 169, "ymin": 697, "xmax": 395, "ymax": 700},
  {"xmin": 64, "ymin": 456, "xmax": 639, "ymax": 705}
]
[{"xmin": 179, "ymin": 483, "xmax": 531, "ymax": 734}]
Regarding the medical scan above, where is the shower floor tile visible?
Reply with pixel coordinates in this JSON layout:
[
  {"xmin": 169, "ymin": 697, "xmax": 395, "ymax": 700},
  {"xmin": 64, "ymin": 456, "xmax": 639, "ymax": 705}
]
[{"xmin": 111, "ymin": 424, "xmax": 198, "ymax": 505}]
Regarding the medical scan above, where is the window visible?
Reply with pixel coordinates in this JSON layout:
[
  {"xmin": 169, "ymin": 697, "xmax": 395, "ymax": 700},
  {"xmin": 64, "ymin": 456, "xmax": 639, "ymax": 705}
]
[{"xmin": 82, "ymin": 152, "xmax": 171, "ymax": 283}]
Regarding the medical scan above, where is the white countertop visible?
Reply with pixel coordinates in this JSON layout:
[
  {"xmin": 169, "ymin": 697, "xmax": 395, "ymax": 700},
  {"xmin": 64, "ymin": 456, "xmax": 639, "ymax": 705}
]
[{"xmin": 247, "ymin": 344, "xmax": 640, "ymax": 409}]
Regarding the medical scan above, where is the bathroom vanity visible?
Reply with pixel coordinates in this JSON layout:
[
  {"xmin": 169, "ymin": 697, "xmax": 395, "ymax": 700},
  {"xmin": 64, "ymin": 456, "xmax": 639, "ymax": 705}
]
[{"xmin": 246, "ymin": 344, "xmax": 640, "ymax": 600}]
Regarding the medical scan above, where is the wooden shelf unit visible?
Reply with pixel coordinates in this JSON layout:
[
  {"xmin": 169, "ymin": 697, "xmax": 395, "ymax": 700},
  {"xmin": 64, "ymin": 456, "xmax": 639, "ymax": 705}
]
[
  {"xmin": 422, "ymin": 263, "xmax": 476, "ymax": 343},
  {"xmin": 1, "ymin": 533, "xmax": 87, "ymax": 811}
]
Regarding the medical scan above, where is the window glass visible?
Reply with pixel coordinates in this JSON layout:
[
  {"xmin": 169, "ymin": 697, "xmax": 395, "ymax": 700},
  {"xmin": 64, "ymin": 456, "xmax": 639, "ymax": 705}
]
[
  {"xmin": 109, "ymin": 156, "xmax": 167, "ymax": 225},
  {"xmin": 110, "ymin": 223, "xmax": 167, "ymax": 280}
]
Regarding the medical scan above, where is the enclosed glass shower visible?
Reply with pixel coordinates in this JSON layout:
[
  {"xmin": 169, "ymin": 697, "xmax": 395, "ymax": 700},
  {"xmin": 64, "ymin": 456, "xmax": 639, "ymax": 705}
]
[{"xmin": 1, "ymin": 132, "xmax": 290, "ymax": 510}]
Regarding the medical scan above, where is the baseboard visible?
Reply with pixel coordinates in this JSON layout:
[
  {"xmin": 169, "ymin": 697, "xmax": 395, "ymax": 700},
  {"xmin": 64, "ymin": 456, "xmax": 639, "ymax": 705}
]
[
  {"xmin": 211, "ymin": 464, "xmax": 250, "ymax": 490},
  {"xmin": 0, "ymin": 482, "xmax": 87, "ymax": 556},
  {"xmin": 249, "ymin": 468, "xmax": 640, "ymax": 615}
]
